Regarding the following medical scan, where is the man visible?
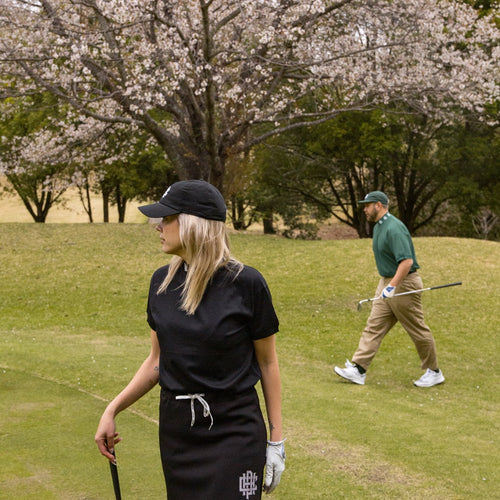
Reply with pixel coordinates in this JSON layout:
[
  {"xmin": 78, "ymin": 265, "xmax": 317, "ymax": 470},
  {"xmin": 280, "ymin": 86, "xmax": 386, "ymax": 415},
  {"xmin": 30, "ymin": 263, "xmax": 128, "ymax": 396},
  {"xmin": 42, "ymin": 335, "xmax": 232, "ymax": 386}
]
[{"xmin": 334, "ymin": 191, "xmax": 445, "ymax": 387}]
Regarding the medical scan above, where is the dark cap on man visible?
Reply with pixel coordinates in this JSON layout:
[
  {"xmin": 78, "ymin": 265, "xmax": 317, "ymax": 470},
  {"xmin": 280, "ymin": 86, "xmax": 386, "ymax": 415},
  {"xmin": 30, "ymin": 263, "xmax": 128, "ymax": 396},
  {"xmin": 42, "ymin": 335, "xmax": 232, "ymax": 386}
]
[
  {"xmin": 358, "ymin": 191, "xmax": 389, "ymax": 205},
  {"xmin": 138, "ymin": 180, "xmax": 227, "ymax": 222}
]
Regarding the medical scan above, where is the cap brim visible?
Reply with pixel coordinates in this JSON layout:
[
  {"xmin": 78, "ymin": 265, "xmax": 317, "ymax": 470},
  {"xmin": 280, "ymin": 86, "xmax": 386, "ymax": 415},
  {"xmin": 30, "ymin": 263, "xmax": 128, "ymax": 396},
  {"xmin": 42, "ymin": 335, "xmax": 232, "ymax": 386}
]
[{"xmin": 137, "ymin": 203, "xmax": 179, "ymax": 218}]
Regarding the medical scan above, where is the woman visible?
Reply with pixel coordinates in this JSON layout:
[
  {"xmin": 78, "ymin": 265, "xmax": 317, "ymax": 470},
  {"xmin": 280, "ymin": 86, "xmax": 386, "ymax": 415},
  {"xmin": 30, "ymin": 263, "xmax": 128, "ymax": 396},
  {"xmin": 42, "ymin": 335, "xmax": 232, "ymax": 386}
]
[{"xmin": 95, "ymin": 180, "xmax": 285, "ymax": 499}]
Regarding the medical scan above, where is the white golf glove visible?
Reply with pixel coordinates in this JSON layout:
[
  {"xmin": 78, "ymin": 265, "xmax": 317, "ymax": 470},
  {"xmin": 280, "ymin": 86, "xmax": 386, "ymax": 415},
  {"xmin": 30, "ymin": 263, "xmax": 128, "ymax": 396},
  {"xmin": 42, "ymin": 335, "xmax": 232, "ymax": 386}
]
[
  {"xmin": 264, "ymin": 439, "xmax": 286, "ymax": 494},
  {"xmin": 381, "ymin": 285, "xmax": 396, "ymax": 298}
]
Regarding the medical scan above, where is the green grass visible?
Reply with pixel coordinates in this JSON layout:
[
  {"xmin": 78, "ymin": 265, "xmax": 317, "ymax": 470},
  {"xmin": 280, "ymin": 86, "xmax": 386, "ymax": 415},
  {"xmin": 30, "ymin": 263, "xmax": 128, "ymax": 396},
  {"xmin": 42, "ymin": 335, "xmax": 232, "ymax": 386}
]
[{"xmin": 0, "ymin": 223, "xmax": 499, "ymax": 499}]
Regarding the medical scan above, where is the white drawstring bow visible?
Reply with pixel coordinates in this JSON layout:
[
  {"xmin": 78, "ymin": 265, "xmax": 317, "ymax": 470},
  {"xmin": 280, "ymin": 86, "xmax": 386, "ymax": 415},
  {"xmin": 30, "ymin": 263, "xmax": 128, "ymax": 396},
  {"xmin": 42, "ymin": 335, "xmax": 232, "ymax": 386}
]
[{"xmin": 175, "ymin": 393, "xmax": 214, "ymax": 430}]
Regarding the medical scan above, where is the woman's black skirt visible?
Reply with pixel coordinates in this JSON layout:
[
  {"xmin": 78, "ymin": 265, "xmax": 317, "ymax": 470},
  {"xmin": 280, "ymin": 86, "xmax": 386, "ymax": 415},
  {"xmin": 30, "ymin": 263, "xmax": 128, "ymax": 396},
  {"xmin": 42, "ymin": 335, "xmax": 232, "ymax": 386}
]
[{"xmin": 159, "ymin": 387, "xmax": 267, "ymax": 500}]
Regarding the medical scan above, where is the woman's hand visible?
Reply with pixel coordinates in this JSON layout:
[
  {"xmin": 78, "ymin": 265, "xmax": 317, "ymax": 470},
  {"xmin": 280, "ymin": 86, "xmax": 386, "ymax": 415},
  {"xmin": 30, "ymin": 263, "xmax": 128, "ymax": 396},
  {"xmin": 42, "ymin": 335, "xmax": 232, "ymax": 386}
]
[
  {"xmin": 95, "ymin": 412, "xmax": 122, "ymax": 463},
  {"xmin": 264, "ymin": 439, "xmax": 286, "ymax": 493}
]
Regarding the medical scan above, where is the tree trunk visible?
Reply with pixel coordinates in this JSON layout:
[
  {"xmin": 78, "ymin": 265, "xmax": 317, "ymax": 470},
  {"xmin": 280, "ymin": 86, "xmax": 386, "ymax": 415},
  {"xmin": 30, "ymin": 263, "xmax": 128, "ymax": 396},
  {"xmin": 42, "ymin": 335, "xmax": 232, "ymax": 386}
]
[
  {"xmin": 115, "ymin": 183, "xmax": 127, "ymax": 223},
  {"xmin": 85, "ymin": 184, "xmax": 94, "ymax": 223},
  {"xmin": 102, "ymin": 189, "xmax": 110, "ymax": 223},
  {"xmin": 263, "ymin": 216, "xmax": 275, "ymax": 234}
]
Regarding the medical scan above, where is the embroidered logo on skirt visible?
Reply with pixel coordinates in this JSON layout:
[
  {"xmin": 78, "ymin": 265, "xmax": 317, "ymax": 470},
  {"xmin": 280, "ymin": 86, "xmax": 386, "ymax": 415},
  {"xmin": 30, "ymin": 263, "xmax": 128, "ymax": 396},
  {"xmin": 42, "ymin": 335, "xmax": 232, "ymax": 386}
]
[{"xmin": 239, "ymin": 470, "xmax": 258, "ymax": 498}]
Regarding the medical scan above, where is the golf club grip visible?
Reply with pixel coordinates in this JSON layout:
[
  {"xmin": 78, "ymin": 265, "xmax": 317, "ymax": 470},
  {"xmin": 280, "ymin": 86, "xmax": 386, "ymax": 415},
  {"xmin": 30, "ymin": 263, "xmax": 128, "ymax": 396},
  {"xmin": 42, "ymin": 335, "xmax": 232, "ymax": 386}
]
[
  {"xmin": 430, "ymin": 281, "xmax": 462, "ymax": 289},
  {"xmin": 109, "ymin": 452, "xmax": 122, "ymax": 500}
]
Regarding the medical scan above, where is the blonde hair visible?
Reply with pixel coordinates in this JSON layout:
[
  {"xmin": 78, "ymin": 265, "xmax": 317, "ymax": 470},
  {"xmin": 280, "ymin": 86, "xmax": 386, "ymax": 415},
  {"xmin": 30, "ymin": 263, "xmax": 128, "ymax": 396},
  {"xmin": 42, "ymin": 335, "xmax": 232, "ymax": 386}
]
[{"xmin": 157, "ymin": 213, "xmax": 243, "ymax": 315}]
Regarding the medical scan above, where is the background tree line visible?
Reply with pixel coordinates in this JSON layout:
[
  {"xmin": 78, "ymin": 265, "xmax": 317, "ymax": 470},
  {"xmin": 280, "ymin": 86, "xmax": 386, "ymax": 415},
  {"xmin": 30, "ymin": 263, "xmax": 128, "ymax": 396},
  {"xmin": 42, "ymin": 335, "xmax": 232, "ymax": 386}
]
[{"xmin": 1, "ymin": 94, "xmax": 497, "ymax": 240}]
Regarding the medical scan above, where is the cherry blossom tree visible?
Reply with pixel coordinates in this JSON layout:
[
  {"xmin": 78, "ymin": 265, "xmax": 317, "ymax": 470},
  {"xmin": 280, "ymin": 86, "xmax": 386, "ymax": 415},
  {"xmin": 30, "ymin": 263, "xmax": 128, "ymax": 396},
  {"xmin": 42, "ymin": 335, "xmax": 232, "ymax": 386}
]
[
  {"xmin": 0, "ymin": 0, "xmax": 498, "ymax": 192},
  {"xmin": 0, "ymin": 90, "xmax": 164, "ymax": 222},
  {"xmin": 0, "ymin": 93, "xmax": 79, "ymax": 222}
]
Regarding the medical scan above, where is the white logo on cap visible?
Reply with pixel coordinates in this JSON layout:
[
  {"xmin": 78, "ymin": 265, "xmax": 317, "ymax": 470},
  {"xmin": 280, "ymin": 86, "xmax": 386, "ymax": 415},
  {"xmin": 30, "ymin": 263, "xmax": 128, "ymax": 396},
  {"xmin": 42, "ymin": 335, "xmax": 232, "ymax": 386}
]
[{"xmin": 162, "ymin": 186, "xmax": 171, "ymax": 198}]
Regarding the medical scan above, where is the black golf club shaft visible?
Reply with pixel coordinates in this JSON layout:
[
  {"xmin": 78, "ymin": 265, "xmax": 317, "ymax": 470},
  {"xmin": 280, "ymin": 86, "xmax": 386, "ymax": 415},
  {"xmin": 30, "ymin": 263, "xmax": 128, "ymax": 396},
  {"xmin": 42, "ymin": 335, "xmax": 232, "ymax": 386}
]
[{"xmin": 109, "ymin": 450, "xmax": 122, "ymax": 500}]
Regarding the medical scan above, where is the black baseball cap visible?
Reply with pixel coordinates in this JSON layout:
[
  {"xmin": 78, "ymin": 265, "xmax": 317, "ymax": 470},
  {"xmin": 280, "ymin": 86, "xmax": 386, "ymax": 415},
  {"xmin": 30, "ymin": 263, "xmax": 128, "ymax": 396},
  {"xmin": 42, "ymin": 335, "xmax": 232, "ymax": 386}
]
[
  {"xmin": 358, "ymin": 191, "xmax": 389, "ymax": 205},
  {"xmin": 138, "ymin": 180, "xmax": 227, "ymax": 221}
]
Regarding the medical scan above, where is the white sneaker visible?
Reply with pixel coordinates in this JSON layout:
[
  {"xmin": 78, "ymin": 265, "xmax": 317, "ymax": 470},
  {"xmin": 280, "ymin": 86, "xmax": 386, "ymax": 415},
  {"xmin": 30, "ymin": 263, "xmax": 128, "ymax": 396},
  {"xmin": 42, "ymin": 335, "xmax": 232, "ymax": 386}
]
[
  {"xmin": 414, "ymin": 369, "xmax": 445, "ymax": 387},
  {"xmin": 334, "ymin": 360, "xmax": 366, "ymax": 385}
]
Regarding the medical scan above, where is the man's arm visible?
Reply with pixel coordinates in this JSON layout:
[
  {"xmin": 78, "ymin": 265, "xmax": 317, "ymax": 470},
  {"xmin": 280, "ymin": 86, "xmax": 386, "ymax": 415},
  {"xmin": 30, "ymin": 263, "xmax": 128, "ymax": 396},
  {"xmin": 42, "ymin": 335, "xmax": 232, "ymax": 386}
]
[
  {"xmin": 390, "ymin": 258, "xmax": 413, "ymax": 287},
  {"xmin": 381, "ymin": 258, "xmax": 413, "ymax": 298}
]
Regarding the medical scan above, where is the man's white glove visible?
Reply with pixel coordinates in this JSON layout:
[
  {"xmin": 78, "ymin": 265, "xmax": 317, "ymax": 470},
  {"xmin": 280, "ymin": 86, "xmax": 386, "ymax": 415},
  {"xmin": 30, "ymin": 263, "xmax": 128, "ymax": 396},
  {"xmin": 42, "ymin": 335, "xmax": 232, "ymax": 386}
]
[
  {"xmin": 264, "ymin": 439, "xmax": 286, "ymax": 494},
  {"xmin": 381, "ymin": 285, "xmax": 396, "ymax": 298}
]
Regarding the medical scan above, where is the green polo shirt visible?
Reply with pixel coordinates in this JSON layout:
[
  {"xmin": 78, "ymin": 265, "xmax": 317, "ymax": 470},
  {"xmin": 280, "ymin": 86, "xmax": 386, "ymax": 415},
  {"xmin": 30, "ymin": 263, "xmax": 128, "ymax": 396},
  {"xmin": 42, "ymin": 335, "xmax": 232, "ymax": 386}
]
[{"xmin": 372, "ymin": 213, "xmax": 419, "ymax": 277}]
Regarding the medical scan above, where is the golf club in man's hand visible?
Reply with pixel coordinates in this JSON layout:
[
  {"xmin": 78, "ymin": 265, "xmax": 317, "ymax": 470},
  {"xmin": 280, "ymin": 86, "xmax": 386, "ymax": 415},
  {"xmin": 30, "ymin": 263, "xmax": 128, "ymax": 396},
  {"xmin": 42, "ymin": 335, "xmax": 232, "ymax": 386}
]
[{"xmin": 357, "ymin": 281, "xmax": 462, "ymax": 311}]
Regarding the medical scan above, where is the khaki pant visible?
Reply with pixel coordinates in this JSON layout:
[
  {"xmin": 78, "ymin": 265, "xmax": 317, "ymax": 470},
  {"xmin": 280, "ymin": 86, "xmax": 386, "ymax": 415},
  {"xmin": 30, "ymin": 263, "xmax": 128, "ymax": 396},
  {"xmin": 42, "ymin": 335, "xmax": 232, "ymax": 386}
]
[{"xmin": 352, "ymin": 272, "xmax": 438, "ymax": 371}]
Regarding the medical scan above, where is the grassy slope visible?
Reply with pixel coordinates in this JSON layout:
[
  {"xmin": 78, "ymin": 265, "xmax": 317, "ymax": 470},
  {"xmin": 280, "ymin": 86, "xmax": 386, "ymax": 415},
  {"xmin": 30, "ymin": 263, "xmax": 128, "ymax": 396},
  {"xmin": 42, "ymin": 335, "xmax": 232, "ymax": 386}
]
[{"xmin": 0, "ymin": 223, "xmax": 498, "ymax": 499}]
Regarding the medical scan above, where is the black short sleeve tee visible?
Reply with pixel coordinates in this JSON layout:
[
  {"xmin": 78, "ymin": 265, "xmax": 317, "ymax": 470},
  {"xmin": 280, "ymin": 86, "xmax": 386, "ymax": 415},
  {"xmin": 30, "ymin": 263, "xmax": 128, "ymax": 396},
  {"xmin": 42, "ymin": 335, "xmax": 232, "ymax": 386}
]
[{"xmin": 146, "ymin": 263, "xmax": 279, "ymax": 394}]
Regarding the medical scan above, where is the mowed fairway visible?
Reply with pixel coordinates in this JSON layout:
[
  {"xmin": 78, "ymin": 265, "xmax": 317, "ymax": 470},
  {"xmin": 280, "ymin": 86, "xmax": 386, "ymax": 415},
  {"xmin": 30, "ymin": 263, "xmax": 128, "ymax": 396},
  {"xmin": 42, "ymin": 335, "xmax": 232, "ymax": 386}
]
[{"xmin": 0, "ymin": 223, "xmax": 499, "ymax": 499}]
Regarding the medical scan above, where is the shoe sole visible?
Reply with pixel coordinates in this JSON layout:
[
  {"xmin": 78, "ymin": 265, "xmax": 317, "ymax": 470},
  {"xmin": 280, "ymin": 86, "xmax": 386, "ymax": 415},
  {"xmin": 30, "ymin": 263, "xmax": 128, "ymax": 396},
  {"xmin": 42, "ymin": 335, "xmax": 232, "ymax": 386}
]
[
  {"xmin": 414, "ymin": 378, "xmax": 445, "ymax": 387},
  {"xmin": 334, "ymin": 367, "xmax": 365, "ymax": 385}
]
